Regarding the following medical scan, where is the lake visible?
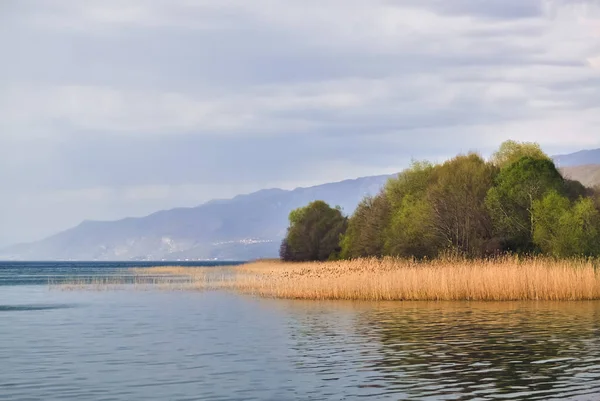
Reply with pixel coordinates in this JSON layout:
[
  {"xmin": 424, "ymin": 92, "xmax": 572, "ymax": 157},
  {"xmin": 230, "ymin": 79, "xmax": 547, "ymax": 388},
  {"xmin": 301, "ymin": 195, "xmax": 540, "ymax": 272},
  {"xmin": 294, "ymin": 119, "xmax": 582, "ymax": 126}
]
[{"xmin": 2, "ymin": 262, "xmax": 600, "ymax": 400}]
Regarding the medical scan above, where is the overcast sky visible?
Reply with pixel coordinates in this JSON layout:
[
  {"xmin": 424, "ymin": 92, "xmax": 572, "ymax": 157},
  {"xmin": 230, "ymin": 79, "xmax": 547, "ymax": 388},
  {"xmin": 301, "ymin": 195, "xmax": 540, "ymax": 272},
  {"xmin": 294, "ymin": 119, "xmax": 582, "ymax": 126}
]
[{"xmin": 1, "ymin": 0, "xmax": 600, "ymax": 246}]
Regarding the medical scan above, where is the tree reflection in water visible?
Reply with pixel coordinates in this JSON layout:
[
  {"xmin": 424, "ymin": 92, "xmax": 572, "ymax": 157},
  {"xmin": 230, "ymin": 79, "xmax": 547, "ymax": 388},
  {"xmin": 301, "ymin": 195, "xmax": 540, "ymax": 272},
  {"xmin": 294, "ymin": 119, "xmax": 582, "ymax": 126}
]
[{"xmin": 283, "ymin": 300, "xmax": 600, "ymax": 400}]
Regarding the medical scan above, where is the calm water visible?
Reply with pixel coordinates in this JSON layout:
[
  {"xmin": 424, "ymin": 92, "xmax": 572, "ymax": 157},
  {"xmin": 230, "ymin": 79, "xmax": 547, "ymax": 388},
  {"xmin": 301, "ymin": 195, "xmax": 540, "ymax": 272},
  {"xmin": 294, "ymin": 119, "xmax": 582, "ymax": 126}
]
[
  {"xmin": 2, "ymin": 263, "xmax": 600, "ymax": 400},
  {"xmin": 0, "ymin": 261, "xmax": 244, "ymax": 286}
]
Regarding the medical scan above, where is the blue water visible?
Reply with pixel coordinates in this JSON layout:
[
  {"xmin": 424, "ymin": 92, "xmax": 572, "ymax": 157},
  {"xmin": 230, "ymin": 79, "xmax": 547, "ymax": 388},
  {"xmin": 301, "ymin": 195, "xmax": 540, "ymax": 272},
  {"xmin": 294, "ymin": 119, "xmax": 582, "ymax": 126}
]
[
  {"xmin": 2, "ymin": 262, "xmax": 600, "ymax": 400},
  {"xmin": 0, "ymin": 261, "xmax": 243, "ymax": 286}
]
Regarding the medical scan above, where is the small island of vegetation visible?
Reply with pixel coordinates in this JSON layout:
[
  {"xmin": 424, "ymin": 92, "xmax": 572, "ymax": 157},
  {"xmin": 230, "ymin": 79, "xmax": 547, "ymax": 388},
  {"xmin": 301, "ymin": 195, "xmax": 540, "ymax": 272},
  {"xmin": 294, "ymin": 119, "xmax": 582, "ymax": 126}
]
[
  {"xmin": 228, "ymin": 140, "xmax": 600, "ymax": 301},
  {"xmin": 282, "ymin": 140, "xmax": 600, "ymax": 262},
  {"xmin": 59, "ymin": 140, "xmax": 600, "ymax": 301}
]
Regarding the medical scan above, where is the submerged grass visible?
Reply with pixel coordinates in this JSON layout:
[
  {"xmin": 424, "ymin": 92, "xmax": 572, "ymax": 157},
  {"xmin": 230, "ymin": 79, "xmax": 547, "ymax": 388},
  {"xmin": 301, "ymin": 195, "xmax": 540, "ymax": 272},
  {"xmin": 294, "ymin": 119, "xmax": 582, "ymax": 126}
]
[
  {"xmin": 48, "ymin": 274, "xmax": 200, "ymax": 291},
  {"xmin": 50, "ymin": 256, "xmax": 600, "ymax": 301},
  {"xmin": 49, "ymin": 266, "xmax": 234, "ymax": 291}
]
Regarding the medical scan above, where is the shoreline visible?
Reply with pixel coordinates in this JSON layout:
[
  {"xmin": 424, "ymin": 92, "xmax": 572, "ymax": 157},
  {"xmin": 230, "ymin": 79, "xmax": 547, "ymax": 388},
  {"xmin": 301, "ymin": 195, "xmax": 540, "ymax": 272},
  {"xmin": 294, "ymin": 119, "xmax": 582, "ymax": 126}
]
[{"xmin": 123, "ymin": 256, "xmax": 600, "ymax": 302}]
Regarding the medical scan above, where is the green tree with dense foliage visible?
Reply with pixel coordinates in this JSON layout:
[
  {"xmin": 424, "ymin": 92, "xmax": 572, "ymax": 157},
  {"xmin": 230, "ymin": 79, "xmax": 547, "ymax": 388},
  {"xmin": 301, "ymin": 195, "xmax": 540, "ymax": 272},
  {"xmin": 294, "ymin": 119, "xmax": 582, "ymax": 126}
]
[
  {"xmin": 385, "ymin": 193, "xmax": 438, "ymax": 258},
  {"xmin": 485, "ymin": 156, "xmax": 565, "ymax": 252},
  {"xmin": 281, "ymin": 140, "xmax": 600, "ymax": 262},
  {"xmin": 383, "ymin": 161, "xmax": 439, "ymax": 258},
  {"xmin": 533, "ymin": 192, "xmax": 600, "ymax": 257},
  {"xmin": 566, "ymin": 198, "xmax": 600, "ymax": 256},
  {"xmin": 531, "ymin": 190, "xmax": 571, "ymax": 256},
  {"xmin": 385, "ymin": 161, "xmax": 436, "ymax": 210},
  {"xmin": 280, "ymin": 200, "xmax": 348, "ymax": 262}
]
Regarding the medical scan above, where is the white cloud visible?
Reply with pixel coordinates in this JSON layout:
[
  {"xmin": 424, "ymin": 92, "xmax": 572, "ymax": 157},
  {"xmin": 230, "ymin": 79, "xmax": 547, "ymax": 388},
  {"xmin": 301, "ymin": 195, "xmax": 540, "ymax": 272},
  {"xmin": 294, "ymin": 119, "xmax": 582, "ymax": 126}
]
[
  {"xmin": 1, "ymin": 1, "xmax": 598, "ymax": 137},
  {"xmin": 2, "ymin": 0, "xmax": 600, "ymax": 244},
  {"xmin": 589, "ymin": 56, "xmax": 600, "ymax": 69}
]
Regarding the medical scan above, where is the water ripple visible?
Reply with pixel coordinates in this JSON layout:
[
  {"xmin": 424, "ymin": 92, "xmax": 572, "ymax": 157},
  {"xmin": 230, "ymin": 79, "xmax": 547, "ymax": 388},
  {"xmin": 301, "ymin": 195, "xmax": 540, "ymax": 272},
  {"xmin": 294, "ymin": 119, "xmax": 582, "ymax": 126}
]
[
  {"xmin": 0, "ymin": 303, "xmax": 77, "ymax": 312},
  {"xmin": 2, "ymin": 268, "xmax": 600, "ymax": 399}
]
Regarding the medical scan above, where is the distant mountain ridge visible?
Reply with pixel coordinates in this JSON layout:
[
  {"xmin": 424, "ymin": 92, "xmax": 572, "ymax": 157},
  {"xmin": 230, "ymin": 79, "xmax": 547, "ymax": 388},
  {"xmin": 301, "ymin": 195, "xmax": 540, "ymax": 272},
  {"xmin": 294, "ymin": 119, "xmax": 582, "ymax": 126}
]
[
  {"xmin": 1, "ymin": 174, "xmax": 393, "ymax": 261},
  {"xmin": 554, "ymin": 148, "xmax": 600, "ymax": 188},
  {"xmin": 554, "ymin": 148, "xmax": 600, "ymax": 167},
  {"xmin": 5, "ymin": 147, "xmax": 600, "ymax": 262},
  {"xmin": 560, "ymin": 165, "xmax": 600, "ymax": 188}
]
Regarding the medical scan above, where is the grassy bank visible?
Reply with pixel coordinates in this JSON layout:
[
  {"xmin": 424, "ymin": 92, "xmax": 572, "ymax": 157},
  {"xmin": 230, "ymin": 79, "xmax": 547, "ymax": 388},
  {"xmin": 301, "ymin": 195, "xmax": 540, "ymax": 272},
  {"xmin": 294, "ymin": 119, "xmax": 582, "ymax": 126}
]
[{"xmin": 119, "ymin": 256, "xmax": 600, "ymax": 301}]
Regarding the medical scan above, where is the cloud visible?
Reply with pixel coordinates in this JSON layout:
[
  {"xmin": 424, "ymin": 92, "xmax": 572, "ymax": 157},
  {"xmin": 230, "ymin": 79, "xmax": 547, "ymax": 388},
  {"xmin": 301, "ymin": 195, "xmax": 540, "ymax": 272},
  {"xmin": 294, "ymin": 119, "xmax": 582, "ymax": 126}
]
[
  {"xmin": 2, "ymin": 0, "xmax": 600, "ymax": 245},
  {"xmin": 400, "ymin": 0, "xmax": 545, "ymax": 20},
  {"xmin": 589, "ymin": 56, "xmax": 600, "ymax": 69}
]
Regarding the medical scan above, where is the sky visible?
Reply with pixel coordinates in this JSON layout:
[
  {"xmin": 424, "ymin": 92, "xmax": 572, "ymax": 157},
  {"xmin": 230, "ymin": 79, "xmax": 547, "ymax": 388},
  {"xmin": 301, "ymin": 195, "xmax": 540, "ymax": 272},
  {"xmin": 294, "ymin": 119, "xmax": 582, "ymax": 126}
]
[{"xmin": 1, "ymin": 0, "xmax": 600, "ymax": 246}]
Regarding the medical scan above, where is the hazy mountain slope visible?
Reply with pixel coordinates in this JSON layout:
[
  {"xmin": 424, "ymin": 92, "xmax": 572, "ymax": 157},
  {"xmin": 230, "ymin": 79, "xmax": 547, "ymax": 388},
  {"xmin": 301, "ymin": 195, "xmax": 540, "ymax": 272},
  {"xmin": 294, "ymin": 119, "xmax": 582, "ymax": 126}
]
[
  {"xmin": 553, "ymin": 149, "xmax": 600, "ymax": 167},
  {"xmin": 6, "ymin": 147, "xmax": 600, "ymax": 262},
  {"xmin": 561, "ymin": 165, "xmax": 600, "ymax": 188},
  {"xmin": 1, "ymin": 174, "xmax": 393, "ymax": 261}
]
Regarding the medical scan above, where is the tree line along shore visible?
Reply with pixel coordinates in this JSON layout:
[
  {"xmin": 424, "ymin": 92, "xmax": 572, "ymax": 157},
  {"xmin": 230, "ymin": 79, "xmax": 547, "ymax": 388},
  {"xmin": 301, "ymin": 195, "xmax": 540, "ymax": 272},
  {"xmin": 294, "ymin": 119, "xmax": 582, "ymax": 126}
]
[
  {"xmin": 55, "ymin": 140, "xmax": 600, "ymax": 301},
  {"xmin": 125, "ymin": 139, "xmax": 598, "ymax": 302},
  {"xmin": 280, "ymin": 140, "xmax": 600, "ymax": 263}
]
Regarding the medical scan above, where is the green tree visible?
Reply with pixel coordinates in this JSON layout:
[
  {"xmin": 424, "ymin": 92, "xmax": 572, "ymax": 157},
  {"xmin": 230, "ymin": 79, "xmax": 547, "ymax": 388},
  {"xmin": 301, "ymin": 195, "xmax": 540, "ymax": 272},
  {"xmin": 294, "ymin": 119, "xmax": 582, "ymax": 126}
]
[
  {"xmin": 567, "ymin": 198, "xmax": 600, "ymax": 256},
  {"xmin": 532, "ymin": 191, "xmax": 571, "ymax": 256},
  {"xmin": 486, "ymin": 156, "xmax": 565, "ymax": 252},
  {"xmin": 385, "ymin": 160, "xmax": 436, "ymax": 210},
  {"xmin": 281, "ymin": 200, "xmax": 348, "ymax": 262},
  {"xmin": 533, "ymin": 193, "xmax": 600, "ymax": 257},
  {"xmin": 490, "ymin": 140, "xmax": 550, "ymax": 169},
  {"xmin": 340, "ymin": 193, "xmax": 390, "ymax": 259},
  {"xmin": 385, "ymin": 193, "xmax": 439, "ymax": 258},
  {"xmin": 427, "ymin": 153, "xmax": 497, "ymax": 257},
  {"xmin": 383, "ymin": 161, "xmax": 439, "ymax": 258},
  {"xmin": 306, "ymin": 139, "xmax": 600, "ymax": 262}
]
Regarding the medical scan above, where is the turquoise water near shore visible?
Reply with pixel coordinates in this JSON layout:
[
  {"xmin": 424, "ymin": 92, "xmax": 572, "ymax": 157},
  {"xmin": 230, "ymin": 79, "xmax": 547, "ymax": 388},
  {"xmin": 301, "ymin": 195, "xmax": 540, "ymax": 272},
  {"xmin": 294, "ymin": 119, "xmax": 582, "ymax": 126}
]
[{"xmin": 2, "ymin": 262, "xmax": 600, "ymax": 400}]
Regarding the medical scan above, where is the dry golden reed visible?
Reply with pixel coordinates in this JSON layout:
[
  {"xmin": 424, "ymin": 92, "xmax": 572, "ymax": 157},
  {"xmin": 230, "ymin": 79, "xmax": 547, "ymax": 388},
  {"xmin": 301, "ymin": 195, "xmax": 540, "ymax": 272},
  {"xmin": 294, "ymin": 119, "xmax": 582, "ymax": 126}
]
[{"xmin": 193, "ymin": 256, "xmax": 600, "ymax": 301}]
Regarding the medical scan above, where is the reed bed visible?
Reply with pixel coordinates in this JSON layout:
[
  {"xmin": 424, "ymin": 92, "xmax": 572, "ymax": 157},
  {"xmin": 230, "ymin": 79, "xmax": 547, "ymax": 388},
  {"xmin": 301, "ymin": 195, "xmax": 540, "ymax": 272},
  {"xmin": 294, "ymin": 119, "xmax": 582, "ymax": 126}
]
[
  {"xmin": 226, "ymin": 257, "xmax": 600, "ymax": 301},
  {"xmin": 51, "ymin": 257, "xmax": 600, "ymax": 301}
]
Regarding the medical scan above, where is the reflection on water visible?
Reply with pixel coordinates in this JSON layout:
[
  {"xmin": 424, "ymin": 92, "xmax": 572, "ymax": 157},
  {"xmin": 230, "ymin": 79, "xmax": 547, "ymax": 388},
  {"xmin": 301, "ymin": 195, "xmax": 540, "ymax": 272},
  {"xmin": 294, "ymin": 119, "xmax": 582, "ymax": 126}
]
[
  {"xmin": 362, "ymin": 302, "xmax": 600, "ymax": 400},
  {"xmin": 269, "ymin": 301, "xmax": 600, "ymax": 400},
  {"xmin": 2, "ymin": 285, "xmax": 600, "ymax": 400},
  {"xmin": 0, "ymin": 304, "xmax": 77, "ymax": 312},
  {"xmin": 0, "ymin": 261, "xmax": 244, "ymax": 286}
]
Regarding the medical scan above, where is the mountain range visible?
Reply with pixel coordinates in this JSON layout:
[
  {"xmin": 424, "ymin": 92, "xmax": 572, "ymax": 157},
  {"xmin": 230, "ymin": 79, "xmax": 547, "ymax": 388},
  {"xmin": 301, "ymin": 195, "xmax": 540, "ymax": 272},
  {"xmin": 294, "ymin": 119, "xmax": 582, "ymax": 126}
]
[
  {"xmin": 4, "ymin": 149, "xmax": 600, "ymax": 261},
  {"xmin": 554, "ymin": 149, "xmax": 600, "ymax": 168},
  {"xmin": 1, "ymin": 175, "xmax": 392, "ymax": 261}
]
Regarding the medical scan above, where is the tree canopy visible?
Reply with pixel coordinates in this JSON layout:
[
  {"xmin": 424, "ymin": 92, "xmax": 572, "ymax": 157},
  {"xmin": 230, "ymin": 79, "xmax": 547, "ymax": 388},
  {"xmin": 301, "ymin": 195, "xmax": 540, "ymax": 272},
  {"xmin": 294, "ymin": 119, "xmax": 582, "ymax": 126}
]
[
  {"xmin": 485, "ymin": 156, "xmax": 565, "ymax": 252},
  {"xmin": 490, "ymin": 140, "xmax": 550, "ymax": 168},
  {"xmin": 428, "ymin": 153, "xmax": 496, "ymax": 257},
  {"xmin": 533, "ymin": 192, "xmax": 600, "ymax": 257},
  {"xmin": 383, "ymin": 161, "xmax": 438, "ymax": 259},
  {"xmin": 280, "ymin": 200, "xmax": 347, "ymax": 262},
  {"xmin": 340, "ymin": 193, "xmax": 390, "ymax": 259},
  {"xmin": 280, "ymin": 140, "xmax": 600, "ymax": 261}
]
